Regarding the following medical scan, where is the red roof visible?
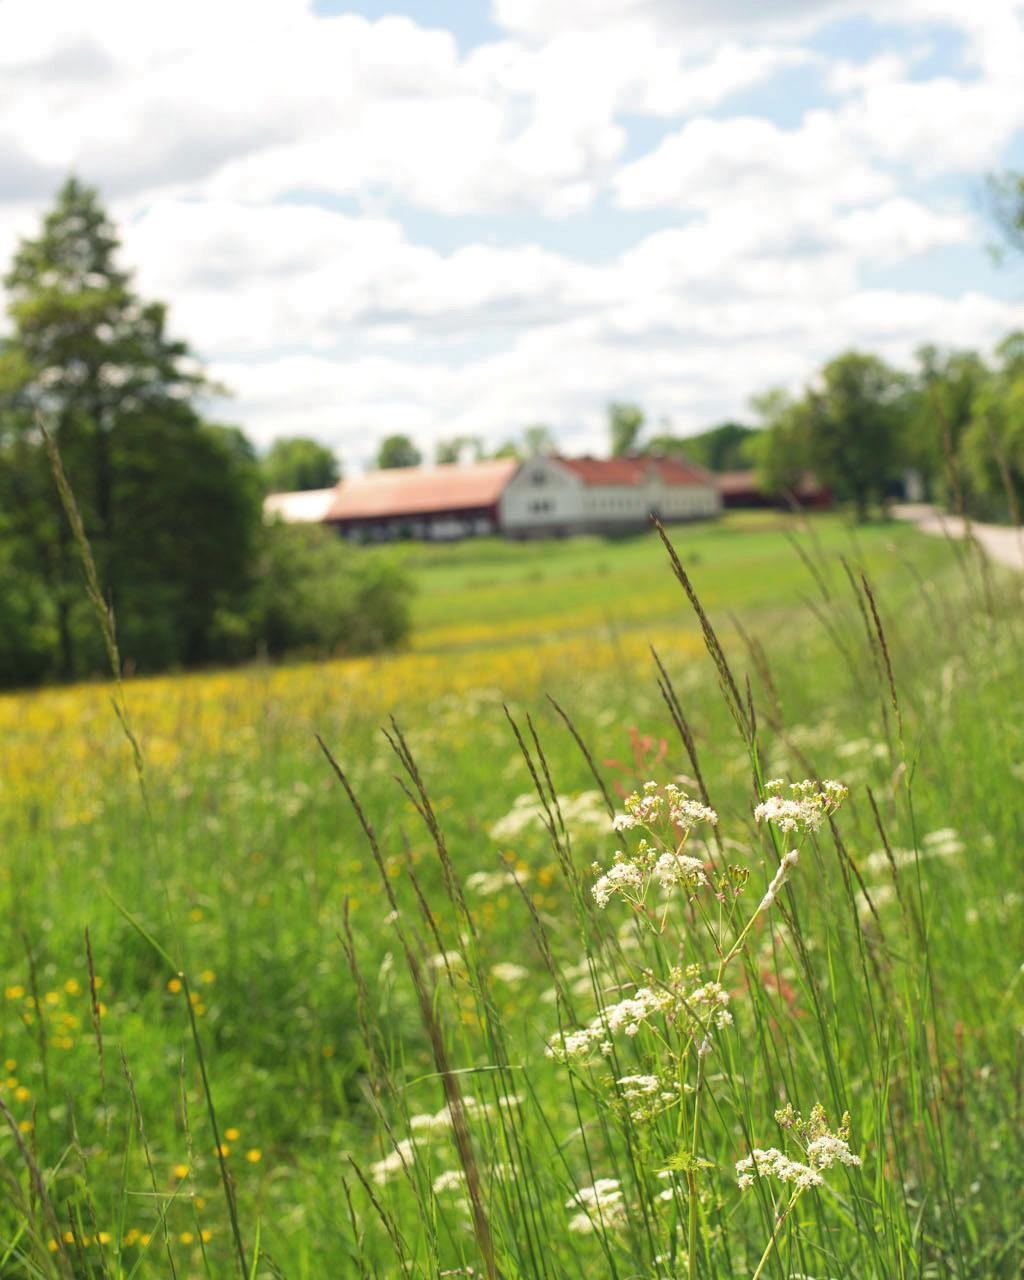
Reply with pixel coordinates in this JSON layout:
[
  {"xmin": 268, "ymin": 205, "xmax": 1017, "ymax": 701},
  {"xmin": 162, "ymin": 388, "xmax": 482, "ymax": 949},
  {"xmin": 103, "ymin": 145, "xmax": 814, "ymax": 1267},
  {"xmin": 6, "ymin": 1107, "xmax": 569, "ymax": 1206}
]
[
  {"xmin": 717, "ymin": 469, "xmax": 826, "ymax": 497},
  {"xmin": 716, "ymin": 469, "xmax": 759, "ymax": 496},
  {"xmin": 555, "ymin": 455, "xmax": 712, "ymax": 487},
  {"xmin": 326, "ymin": 458, "xmax": 519, "ymax": 522}
]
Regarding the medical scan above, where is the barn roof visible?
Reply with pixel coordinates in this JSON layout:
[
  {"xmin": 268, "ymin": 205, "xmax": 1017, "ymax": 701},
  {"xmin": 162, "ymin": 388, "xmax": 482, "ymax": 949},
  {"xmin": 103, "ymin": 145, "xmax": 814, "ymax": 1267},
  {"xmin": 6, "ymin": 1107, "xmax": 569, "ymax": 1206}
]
[
  {"xmin": 326, "ymin": 458, "xmax": 519, "ymax": 522},
  {"xmin": 555, "ymin": 455, "xmax": 713, "ymax": 487}
]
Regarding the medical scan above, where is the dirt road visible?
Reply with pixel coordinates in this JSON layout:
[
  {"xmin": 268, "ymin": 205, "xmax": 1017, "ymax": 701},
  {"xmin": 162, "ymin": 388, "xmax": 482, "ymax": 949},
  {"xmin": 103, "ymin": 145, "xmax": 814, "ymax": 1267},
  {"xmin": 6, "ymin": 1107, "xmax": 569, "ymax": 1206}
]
[{"xmin": 892, "ymin": 504, "xmax": 1024, "ymax": 571}]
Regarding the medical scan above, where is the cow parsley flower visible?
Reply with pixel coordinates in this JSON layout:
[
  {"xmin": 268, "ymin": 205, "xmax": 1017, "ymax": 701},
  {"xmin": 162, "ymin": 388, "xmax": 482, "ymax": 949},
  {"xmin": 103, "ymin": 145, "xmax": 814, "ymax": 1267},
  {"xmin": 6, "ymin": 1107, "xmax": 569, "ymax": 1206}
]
[
  {"xmin": 566, "ymin": 1178, "xmax": 627, "ymax": 1233},
  {"xmin": 591, "ymin": 841, "xmax": 707, "ymax": 910},
  {"xmin": 616, "ymin": 1074, "xmax": 679, "ymax": 1121},
  {"xmin": 754, "ymin": 779, "xmax": 848, "ymax": 834},
  {"xmin": 546, "ymin": 973, "xmax": 731, "ymax": 1062},
  {"xmin": 738, "ymin": 1104, "xmax": 861, "ymax": 1191},
  {"xmin": 614, "ymin": 782, "xmax": 718, "ymax": 835},
  {"xmin": 735, "ymin": 1147, "xmax": 823, "ymax": 1191},
  {"xmin": 371, "ymin": 1137, "xmax": 418, "ymax": 1184},
  {"xmin": 432, "ymin": 1169, "xmax": 467, "ymax": 1194}
]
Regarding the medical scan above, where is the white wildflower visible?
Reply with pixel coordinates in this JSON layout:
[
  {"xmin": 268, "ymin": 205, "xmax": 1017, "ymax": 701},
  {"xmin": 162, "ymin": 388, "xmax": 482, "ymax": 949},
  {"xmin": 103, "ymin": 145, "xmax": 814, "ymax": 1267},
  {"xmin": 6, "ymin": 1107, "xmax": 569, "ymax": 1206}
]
[
  {"xmin": 546, "ymin": 987, "xmax": 673, "ymax": 1061},
  {"xmin": 490, "ymin": 962, "xmax": 529, "ymax": 984},
  {"xmin": 371, "ymin": 1137, "xmax": 418, "ymax": 1184},
  {"xmin": 466, "ymin": 868, "xmax": 526, "ymax": 895},
  {"xmin": 616, "ymin": 1074, "xmax": 660, "ymax": 1097},
  {"xmin": 491, "ymin": 790, "xmax": 608, "ymax": 841},
  {"xmin": 806, "ymin": 1133, "xmax": 862, "ymax": 1171},
  {"xmin": 653, "ymin": 851, "xmax": 708, "ymax": 892},
  {"xmin": 547, "ymin": 975, "xmax": 731, "ymax": 1062},
  {"xmin": 686, "ymin": 980, "xmax": 733, "ymax": 1031},
  {"xmin": 592, "ymin": 841, "xmax": 706, "ymax": 910},
  {"xmin": 664, "ymin": 784, "xmax": 718, "ymax": 831},
  {"xmin": 432, "ymin": 1169, "xmax": 467, "ymax": 1194},
  {"xmin": 618, "ymin": 781, "xmax": 718, "ymax": 833},
  {"xmin": 409, "ymin": 1112, "xmax": 446, "ymax": 1134},
  {"xmin": 923, "ymin": 826, "xmax": 957, "ymax": 846},
  {"xmin": 566, "ymin": 1178, "xmax": 627, "ymax": 1232},
  {"xmin": 754, "ymin": 779, "xmax": 848, "ymax": 834},
  {"xmin": 592, "ymin": 855, "xmax": 646, "ymax": 908},
  {"xmin": 735, "ymin": 1148, "xmax": 823, "ymax": 1191}
]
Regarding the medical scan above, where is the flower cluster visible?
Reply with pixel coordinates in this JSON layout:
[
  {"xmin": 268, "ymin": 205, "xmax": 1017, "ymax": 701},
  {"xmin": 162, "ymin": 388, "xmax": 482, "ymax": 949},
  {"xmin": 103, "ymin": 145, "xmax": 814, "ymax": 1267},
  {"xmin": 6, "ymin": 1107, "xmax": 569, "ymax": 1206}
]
[
  {"xmin": 547, "ymin": 986, "xmax": 674, "ymax": 1061},
  {"xmin": 737, "ymin": 1105, "xmax": 861, "ymax": 1191},
  {"xmin": 371, "ymin": 1095, "xmax": 522, "ymax": 1184},
  {"xmin": 613, "ymin": 782, "xmax": 718, "ymax": 834},
  {"xmin": 546, "ymin": 971, "xmax": 732, "ymax": 1062},
  {"xmin": 754, "ymin": 779, "xmax": 848, "ymax": 834},
  {"xmin": 490, "ymin": 790, "xmax": 609, "ymax": 841},
  {"xmin": 592, "ymin": 841, "xmax": 707, "ymax": 909},
  {"xmin": 616, "ymin": 1074, "xmax": 680, "ymax": 1122},
  {"xmin": 735, "ymin": 1147, "xmax": 823, "ymax": 1191},
  {"xmin": 566, "ymin": 1179, "xmax": 627, "ymax": 1233}
]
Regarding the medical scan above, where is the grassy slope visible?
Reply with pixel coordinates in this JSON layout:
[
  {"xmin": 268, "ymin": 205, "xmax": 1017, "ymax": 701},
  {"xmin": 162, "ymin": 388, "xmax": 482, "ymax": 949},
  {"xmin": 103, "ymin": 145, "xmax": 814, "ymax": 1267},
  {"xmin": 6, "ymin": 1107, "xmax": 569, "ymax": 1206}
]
[{"xmin": 0, "ymin": 514, "xmax": 1019, "ymax": 1278}]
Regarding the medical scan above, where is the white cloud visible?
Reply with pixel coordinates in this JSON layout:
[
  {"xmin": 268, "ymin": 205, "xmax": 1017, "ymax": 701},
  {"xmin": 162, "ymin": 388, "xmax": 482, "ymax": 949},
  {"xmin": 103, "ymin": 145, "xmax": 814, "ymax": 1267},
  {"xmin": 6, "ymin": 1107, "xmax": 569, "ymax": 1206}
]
[
  {"xmin": 492, "ymin": 0, "xmax": 865, "ymax": 42},
  {"xmin": 0, "ymin": 0, "xmax": 817, "ymax": 218},
  {"xmin": 615, "ymin": 112, "xmax": 895, "ymax": 219},
  {"xmin": 1, "ymin": 0, "xmax": 1023, "ymax": 467},
  {"xmin": 213, "ymin": 280, "xmax": 1024, "ymax": 465}
]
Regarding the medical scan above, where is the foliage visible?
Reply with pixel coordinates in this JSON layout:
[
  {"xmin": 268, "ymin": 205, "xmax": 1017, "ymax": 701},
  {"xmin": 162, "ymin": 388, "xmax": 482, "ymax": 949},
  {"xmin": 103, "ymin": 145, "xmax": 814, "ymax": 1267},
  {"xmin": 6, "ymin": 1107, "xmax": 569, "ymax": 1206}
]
[
  {"xmin": 749, "ymin": 389, "xmax": 812, "ymax": 497},
  {"xmin": 376, "ymin": 432, "xmax": 423, "ymax": 469},
  {"xmin": 959, "ymin": 333, "xmax": 1024, "ymax": 520},
  {"xmin": 802, "ymin": 351, "xmax": 910, "ymax": 519},
  {"xmin": 262, "ymin": 435, "xmax": 340, "ymax": 491},
  {"xmin": 647, "ymin": 420, "xmax": 757, "ymax": 472},
  {"xmin": 523, "ymin": 423, "xmax": 555, "ymax": 456},
  {"xmin": 0, "ymin": 178, "xmax": 263, "ymax": 681},
  {"xmin": 435, "ymin": 435, "xmax": 483, "ymax": 465},
  {"xmin": 247, "ymin": 521, "xmax": 412, "ymax": 658},
  {"xmin": 491, "ymin": 439, "xmax": 524, "ymax": 460},
  {"xmin": 609, "ymin": 400, "xmax": 645, "ymax": 456},
  {"xmin": 987, "ymin": 169, "xmax": 1024, "ymax": 258}
]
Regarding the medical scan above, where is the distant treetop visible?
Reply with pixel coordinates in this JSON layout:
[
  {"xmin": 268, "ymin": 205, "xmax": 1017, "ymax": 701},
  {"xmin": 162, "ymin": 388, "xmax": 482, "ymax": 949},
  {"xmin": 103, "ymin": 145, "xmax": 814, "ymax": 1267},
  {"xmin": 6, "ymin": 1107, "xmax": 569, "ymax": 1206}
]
[
  {"xmin": 263, "ymin": 436, "xmax": 340, "ymax": 492},
  {"xmin": 376, "ymin": 433, "xmax": 422, "ymax": 469}
]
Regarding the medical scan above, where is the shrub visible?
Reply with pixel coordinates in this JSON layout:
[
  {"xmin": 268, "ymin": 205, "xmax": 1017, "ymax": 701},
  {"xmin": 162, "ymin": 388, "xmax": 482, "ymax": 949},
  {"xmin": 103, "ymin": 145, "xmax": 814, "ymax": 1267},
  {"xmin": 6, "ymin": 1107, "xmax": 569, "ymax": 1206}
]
[{"xmin": 245, "ymin": 521, "xmax": 412, "ymax": 659}]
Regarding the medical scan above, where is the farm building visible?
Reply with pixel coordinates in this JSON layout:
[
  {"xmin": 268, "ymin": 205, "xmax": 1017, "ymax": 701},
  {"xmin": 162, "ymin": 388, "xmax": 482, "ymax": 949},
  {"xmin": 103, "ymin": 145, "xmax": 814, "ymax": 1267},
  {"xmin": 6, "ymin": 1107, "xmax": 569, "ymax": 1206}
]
[
  {"xmin": 264, "ymin": 453, "xmax": 721, "ymax": 541},
  {"xmin": 499, "ymin": 454, "xmax": 720, "ymax": 536},
  {"xmin": 324, "ymin": 459, "xmax": 519, "ymax": 541},
  {"xmin": 263, "ymin": 487, "xmax": 339, "ymax": 523},
  {"xmin": 716, "ymin": 469, "xmax": 832, "ymax": 510}
]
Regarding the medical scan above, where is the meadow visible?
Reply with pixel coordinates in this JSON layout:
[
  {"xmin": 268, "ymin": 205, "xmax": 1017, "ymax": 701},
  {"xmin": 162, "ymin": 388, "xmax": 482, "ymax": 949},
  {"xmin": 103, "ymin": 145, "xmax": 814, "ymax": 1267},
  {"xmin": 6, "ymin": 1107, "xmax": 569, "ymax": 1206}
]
[{"xmin": 0, "ymin": 513, "xmax": 1021, "ymax": 1278}]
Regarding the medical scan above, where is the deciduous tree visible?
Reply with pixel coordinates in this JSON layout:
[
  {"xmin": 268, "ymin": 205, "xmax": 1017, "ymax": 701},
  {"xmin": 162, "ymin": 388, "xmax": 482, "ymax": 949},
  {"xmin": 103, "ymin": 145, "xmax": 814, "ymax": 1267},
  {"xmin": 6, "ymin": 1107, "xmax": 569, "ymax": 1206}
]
[
  {"xmin": 263, "ymin": 436, "xmax": 340, "ymax": 491},
  {"xmin": 376, "ymin": 433, "xmax": 422, "ymax": 469}
]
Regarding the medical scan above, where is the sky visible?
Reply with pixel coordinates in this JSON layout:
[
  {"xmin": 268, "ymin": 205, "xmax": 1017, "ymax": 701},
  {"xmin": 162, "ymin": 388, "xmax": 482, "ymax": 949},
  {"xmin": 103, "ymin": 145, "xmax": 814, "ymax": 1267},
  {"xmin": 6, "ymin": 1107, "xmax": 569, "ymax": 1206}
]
[{"xmin": 1, "ymin": 0, "xmax": 1024, "ymax": 470}]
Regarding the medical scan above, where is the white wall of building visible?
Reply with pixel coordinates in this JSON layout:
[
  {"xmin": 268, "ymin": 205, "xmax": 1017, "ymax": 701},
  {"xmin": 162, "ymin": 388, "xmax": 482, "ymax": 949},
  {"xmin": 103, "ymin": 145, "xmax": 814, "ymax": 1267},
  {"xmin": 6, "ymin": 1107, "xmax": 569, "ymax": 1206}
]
[
  {"xmin": 500, "ymin": 458, "xmax": 720, "ymax": 535},
  {"xmin": 499, "ymin": 457, "xmax": 584, "ymax": 531}
]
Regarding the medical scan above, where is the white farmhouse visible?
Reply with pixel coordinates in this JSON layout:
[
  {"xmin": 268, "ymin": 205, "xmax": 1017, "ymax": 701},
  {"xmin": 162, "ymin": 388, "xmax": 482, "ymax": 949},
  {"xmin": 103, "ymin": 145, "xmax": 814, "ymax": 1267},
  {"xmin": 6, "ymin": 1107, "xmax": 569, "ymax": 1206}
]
[
  {"xmin": 263, "ymin": 454, "xmax": 720, "ymax": 541},
  {"xmin": 499, "ymin": 455, "xmax": 720, "ymax": 536}
]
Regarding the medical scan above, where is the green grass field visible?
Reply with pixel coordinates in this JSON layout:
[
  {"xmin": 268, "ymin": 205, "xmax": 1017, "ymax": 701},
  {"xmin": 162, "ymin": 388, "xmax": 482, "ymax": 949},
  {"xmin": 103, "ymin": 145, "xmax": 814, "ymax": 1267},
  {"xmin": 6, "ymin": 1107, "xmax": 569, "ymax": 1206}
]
[{"xmin": 0, "ymin": 513, "xmax": 1020, "ymax": 1278}]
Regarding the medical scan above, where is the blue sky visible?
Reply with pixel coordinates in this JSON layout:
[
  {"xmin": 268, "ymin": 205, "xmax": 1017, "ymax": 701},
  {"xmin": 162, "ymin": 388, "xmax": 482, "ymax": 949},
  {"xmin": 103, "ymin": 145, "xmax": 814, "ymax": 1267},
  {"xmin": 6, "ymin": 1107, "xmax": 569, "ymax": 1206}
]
[{"xmin": 1, "ymin": 0, "xmax": 1022, "ymax": 468}]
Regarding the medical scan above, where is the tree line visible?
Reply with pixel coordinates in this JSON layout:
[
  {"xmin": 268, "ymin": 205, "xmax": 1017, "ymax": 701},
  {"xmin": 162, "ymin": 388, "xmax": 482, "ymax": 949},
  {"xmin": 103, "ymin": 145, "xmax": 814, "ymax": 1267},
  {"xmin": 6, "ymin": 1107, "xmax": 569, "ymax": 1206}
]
[
  {"xmin": 0, "ymin": 179, "xmax": 411, "ymax": 689},
  {"xmin": 589, "ymin": 345, "xmax": 1024, "ymax": 523}
]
